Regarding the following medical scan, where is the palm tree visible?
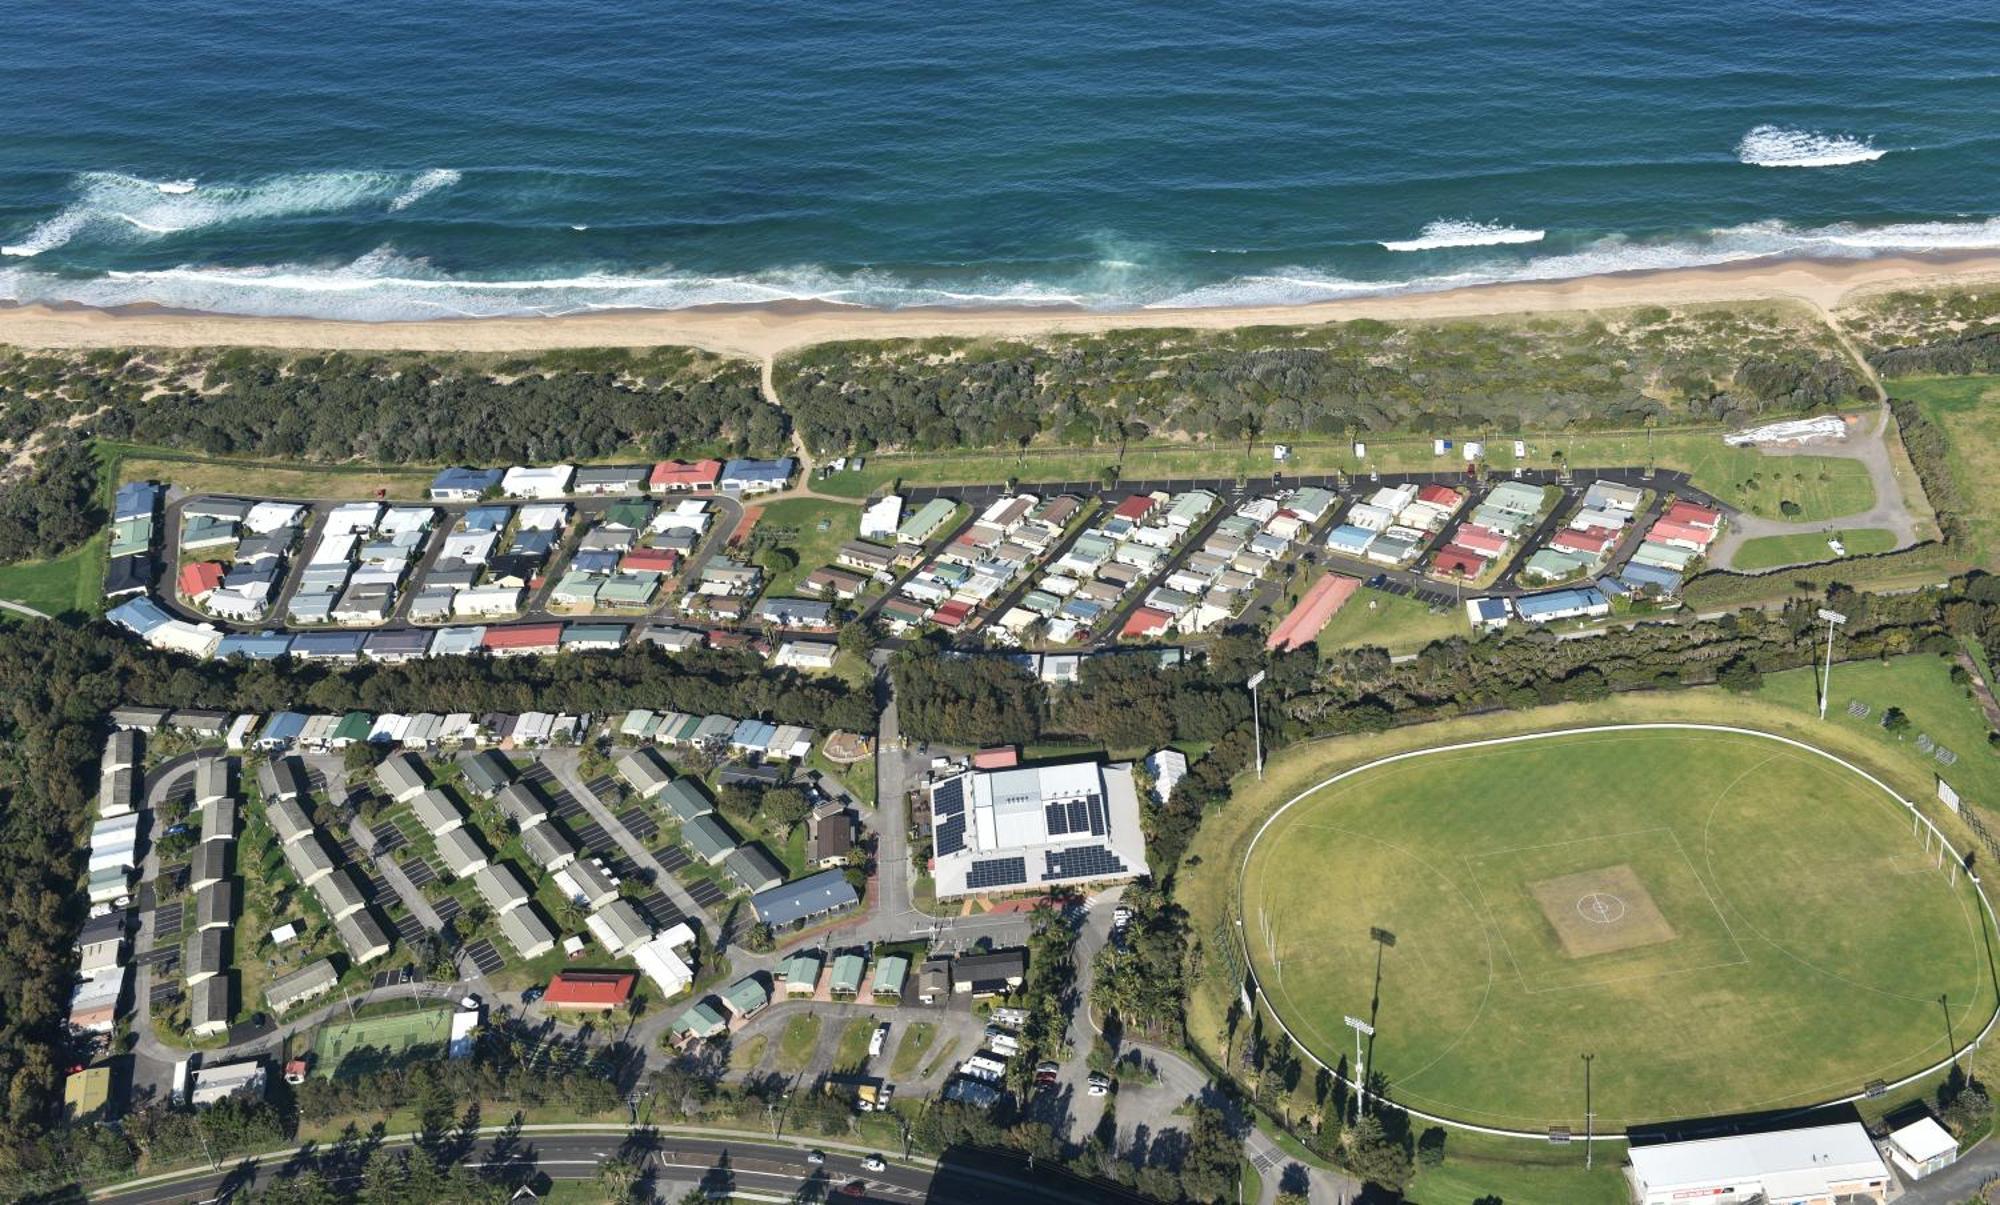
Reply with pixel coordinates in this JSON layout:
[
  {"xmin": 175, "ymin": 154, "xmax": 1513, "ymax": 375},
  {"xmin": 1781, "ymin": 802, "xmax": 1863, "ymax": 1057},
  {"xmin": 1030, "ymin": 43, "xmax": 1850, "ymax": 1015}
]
[{"xmin": 595, "ymin": 1156, "xmax": 641, "ymax": 1202}]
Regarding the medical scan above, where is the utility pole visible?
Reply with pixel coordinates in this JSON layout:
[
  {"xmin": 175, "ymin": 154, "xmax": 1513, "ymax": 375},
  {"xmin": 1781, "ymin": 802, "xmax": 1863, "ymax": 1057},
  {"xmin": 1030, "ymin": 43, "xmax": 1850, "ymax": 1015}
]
[
  {"xmin": 1816, "ymin": 608, "xmax": 1848, "ymax": 720},
  {"xmin": 1582, "ymin": 1052, "xmax": 1595, "ymax": 1170},
  {"xmin": 1247, "ymin": 670, "xmax": 1267, "ymax": 781}
]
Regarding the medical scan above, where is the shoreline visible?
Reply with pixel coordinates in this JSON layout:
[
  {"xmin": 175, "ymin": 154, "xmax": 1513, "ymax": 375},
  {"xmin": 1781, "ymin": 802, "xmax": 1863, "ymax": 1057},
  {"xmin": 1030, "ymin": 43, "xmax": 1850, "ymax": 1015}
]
[{"xmin": 4, "ymin": 251, "xmax": 1998, "ymax": 360}]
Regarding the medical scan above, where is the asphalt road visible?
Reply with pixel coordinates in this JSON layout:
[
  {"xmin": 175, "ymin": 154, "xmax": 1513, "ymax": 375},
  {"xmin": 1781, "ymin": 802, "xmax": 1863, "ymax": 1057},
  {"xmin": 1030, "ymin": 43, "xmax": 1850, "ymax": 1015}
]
[{"xmin": 89, "ymin": 1128, "xmax": 1135, "ymax": 1205}]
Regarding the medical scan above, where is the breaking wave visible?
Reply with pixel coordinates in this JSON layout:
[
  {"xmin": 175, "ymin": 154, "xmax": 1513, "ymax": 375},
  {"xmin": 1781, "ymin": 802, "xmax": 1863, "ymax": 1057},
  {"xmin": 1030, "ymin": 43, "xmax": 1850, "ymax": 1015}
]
[
  {"xmin": 1380, "ymin": 220, "xmax": 1545, "ymax": 251},
  {"xmin": 2, "ymin": 168, "xmax": 462, "ymax": 256},
  {"xmin": 1736, "ymin": 124, "xmax": 1886, "ymax": 167}
]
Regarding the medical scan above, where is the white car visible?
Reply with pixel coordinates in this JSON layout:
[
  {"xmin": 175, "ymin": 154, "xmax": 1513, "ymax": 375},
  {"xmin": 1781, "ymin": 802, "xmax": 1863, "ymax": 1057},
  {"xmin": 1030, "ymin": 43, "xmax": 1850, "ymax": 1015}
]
[
  {"xmin": 861, "ymin": 1155, "xmax": 886, "ymax": 1172},
  {"xmin": 806, "ymin": 1150, "xmax": 826, "ymax": 1166}
]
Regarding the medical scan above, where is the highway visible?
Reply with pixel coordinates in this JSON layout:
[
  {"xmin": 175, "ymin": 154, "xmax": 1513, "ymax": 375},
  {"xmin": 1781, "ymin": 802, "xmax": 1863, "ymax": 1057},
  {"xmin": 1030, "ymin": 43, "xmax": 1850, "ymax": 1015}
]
[{"xmin": 89, "ymin": 1126, "xmax": 1139, "ymax": 1205}]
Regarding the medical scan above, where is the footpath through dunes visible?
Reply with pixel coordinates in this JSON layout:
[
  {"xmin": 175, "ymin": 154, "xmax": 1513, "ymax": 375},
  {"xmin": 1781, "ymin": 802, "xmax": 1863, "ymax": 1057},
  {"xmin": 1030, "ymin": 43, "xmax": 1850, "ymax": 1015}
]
[{"xmin": 1240, "ymin": 724, "xmax": 1998, "ymax": 1134}]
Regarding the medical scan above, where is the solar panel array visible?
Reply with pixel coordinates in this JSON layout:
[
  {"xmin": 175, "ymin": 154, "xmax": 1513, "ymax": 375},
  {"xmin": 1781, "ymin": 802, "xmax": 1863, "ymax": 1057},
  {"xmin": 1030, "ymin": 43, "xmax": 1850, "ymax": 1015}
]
[
  {"xmin": 934, "ymin": 775, "xmax": 968, "ymax": 856},
  {"xmin": 966, "ymin": 856, "xmax": 1028, "ymax": 891},
  {"xmin": 1044, "ymin": 845, "xmax": 1127, "ymax": 881}
]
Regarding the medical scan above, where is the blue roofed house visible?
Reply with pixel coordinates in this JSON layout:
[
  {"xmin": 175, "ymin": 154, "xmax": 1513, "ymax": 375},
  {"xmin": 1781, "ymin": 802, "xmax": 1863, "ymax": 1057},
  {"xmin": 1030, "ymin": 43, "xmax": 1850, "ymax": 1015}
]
[
  {"xmin": 719, "ymin": 458, "xmax": 796, "ymax": 495},
  {"xmin": 1514, "ymin": 586, "xmax": 1611, "ymax": 624},
  {"xmin": 218, "ymin": 632, "xmax": 296, "ymax": 660},
  {"xmin": 429, "ymin": 467, "xmax": 503, "ymax": 501},
  {"xmin": 108, "ymin": 597, "xmax": 173, "ymax": 637},
  {"xmin": 751, "ymin": 869, "xmax": 860, "ymax": 929}
]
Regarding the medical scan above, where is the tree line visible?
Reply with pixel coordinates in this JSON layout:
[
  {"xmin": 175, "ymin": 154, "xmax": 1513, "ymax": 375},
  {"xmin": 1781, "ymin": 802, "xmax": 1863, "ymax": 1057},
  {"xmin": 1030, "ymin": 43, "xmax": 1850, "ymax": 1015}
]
[
  {"xmin": 0, "ymin": 344, "xmax": 785, "ymax": 565},
  {"xmin": 777, "ymin": 306, "xmax": 1866, "ymax": 455}
]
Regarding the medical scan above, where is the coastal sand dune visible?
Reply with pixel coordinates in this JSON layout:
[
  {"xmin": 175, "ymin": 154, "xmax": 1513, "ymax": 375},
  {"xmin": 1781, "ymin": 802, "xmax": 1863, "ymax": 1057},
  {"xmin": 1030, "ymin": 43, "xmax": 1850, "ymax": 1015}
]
[{"xmin": 3, "ymin": 253, "xmax": 1998, "ymax": 359}]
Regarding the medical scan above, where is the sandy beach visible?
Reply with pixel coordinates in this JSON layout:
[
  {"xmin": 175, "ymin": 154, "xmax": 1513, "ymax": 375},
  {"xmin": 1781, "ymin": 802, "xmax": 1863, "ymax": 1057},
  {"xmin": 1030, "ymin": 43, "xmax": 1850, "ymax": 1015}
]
[{"xmin": 4, "ymin": 252, "xmax": 1999, "ymax": 361}]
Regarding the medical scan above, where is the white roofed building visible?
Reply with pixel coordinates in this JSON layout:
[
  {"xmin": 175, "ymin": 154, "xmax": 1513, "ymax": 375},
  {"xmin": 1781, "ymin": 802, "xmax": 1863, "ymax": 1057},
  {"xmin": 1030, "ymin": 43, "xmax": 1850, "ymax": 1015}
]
[
  {"xmin": 928, "ymin": 760, "xmax": 1149, "ymax": 900},
  {"xmin": 1625, "ymin": 1123, "xmax": 1888, "ymax": 1205}
]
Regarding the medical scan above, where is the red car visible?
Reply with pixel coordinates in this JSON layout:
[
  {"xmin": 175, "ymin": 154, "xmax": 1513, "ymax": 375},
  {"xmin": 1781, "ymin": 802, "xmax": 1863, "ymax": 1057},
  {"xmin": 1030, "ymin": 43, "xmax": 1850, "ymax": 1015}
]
[{"xmin": 838, "ymin": 1181, "xmax": 869, "ymax": 1198}]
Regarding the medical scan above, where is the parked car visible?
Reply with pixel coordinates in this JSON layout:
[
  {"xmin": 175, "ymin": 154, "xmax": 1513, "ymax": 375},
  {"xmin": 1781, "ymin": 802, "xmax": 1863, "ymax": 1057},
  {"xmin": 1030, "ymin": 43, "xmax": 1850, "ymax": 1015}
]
[
  {"xmin": 806, "ymin": 1150, "xmax": 825, "ymax": 1166},
  {"xmin": 861, "ymin": 1155, "xmax": 886, "ymax": 1172}
]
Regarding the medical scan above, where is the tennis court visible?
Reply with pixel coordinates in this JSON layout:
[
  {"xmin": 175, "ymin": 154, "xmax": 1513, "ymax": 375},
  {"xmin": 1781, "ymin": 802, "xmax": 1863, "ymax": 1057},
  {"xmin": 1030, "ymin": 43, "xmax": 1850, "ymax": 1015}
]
[{"xmin": 308, "ymin": 1005, "xmax": 453, "ymax": 1078}]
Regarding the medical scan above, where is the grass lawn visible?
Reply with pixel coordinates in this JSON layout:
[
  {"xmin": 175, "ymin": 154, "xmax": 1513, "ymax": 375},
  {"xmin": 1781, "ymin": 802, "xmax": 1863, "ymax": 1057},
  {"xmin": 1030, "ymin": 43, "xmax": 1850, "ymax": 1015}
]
[
  {"xmin": 810, "ymin": 744, "xmax": 877, "ymax": 808},
  {"xmin": 832, "ymin": 1015, "xmax": 881, "ymax": 1074},
  {"xmin": 1547, "ymin": 429, "xmax": 1875, "ymax": 521},
  {"xmin": 1410, "ymin": 1155, "xmax": 1628, "ymax": 1205},
  {"xmin": 742, "ymin": 496, "xmax": 862, "ymax": 596},
  {"xmin": 1242, "ymin": 726, "xmax": 1991, "ymax": 1131},
  {"xmin": 107, "ymin": 442, "xmax": 435, "ymax": 501},
  {"xmin": 1314, "ymin": 582, "xmax": 1466, "ymax": 656},
  {"xmin": 1760, "ymin": 653, "xmax": 2000, "ymax": 805},
  {"xmin": 889, "ymin": 1021, "xmax": 935, "ymax": 1078},
  {"xmin": 1894, "ymin": 375, "xmax": 2000, "ymax": 563},
  {"xmin": 0, "ymin": 530, "xmax": 105, "ymax": 617},
  {"xmin": 1727, "ymin": 526, "xmax": 1898, "ymax": 571},
  {"xmin": 776, "ymin": 1013, "xmax": 821, "ymax": 1075},
  {"xmin": 730, "ymin": 1034, "xmax": 769, "ymax": 1074}
]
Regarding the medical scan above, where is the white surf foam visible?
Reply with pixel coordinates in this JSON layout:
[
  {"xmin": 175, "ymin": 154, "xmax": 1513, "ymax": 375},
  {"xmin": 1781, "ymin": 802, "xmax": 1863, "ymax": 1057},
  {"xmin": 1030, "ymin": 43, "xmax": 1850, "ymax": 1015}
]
[
  {"xmin": 389, "ymin": 168, "xmax": 461, "ymax": 211},
  {"xmin": 10, "ymin": 213, "xmax": 2000, "ymax": 320},
  {"xmin": 2, "ymin": 168, "xmax": 461, "ymax": 256},
  {"xmin": 1380, "ymin": 220, "xmax": 1546, "ymax": 252},
  {"xmin": 1737, "ymin": 124, "xmax": 1886, "ymax": 168}
]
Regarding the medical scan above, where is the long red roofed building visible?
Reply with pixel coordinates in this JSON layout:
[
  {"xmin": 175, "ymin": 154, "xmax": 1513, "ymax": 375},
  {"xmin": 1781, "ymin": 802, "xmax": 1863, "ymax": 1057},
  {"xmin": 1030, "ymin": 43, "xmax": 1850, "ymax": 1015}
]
[{"xmin": 541, "ymin": 970, "xmax": 638, "ymax": 1011}]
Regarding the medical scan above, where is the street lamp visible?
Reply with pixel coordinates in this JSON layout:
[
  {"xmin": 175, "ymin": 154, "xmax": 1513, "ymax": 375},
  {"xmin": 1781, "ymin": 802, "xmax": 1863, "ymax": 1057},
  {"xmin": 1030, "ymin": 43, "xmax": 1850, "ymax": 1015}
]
[
  {"xmin": 1247, "ymin": 670, "xmax": 1267, "ymax": 781},
  {"xmin": 1816, "ymin": 608, "xmax": 1848, "ymax": 720},
  {"xmin": 1344, "ymin": 1015, "xmax": 1374, "ymax": 1119}
]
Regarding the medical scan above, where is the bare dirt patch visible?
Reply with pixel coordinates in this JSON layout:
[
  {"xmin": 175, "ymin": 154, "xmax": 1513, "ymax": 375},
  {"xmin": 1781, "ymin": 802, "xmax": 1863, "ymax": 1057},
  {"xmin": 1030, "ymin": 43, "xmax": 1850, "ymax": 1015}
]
[{"xmin": 1529, "ymin": 864, "xmax": 1677, "ymax": 959}]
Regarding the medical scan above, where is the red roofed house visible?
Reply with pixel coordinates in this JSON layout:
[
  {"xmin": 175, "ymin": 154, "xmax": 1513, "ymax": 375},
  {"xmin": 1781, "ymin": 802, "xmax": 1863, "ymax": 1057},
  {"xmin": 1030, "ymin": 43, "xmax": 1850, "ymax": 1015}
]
[
  {"xmin": 1647, "ymin": 520, "xmax": 1714, "ymax": 550},
  {"xmin": 1112, "ymin": 495, "xmax": 1158, "ymax": 522},
  {"xmin": 649, "ymin": 459, "xmax": 722, "ymax": 493},
  {"xmin": 972, "ymin": 746, "xmax": 1019, "ymax": 770},
  {"xmin": 541, "ymin": 970, "xmax": 638, "ymax": 1011},
  {"xmin": 622, "ymin": 547, "xmax": 679, "ymax": 574},
  {"xmin": 1450, "ymin": 524, "xmax": 1509, "ymax": 557},
  {"xmin": 483, "ymin": 623, "xmax": 564, "ymax": 655},
  {"xmin": 1552, "ymin": 527, "xmax": 1617, "ymax": 556},
  {"xmin": 1121, "ymin": 606, "xmax": 1172, "ymax": 639},
  {"xmin": 932, "ymin": 599, "xmax": 974, "ymax": 629},
  {"xmin": 180, "ymin": 561, "xmax": 226, "ymax": 599},
  {"xmin": 1431, "ymin": 547, "xmax": 1487, "ymax": 579},
  {"xmin": 1417, "ymin": 483, "xmax": 1464, "ymax": 509},
  {"xmin": 1662, "ymin": 500, "xmax": 1722, "ymax": 529}
]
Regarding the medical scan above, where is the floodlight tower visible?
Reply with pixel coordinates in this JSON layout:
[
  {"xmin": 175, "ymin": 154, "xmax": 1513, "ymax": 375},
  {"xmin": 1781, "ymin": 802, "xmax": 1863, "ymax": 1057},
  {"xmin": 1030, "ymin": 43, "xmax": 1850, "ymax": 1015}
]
[
  {"xmin": 1816, "ymin": 608, "xmax": 1848, "ymax": 720},
  {"xmin": 1247, "ymin": 670, "xmax": 1267, "ymax": 780},
  {"xmin": 1581, "ymin": 1052, "xmax": 1595, "ymax": 1170}
]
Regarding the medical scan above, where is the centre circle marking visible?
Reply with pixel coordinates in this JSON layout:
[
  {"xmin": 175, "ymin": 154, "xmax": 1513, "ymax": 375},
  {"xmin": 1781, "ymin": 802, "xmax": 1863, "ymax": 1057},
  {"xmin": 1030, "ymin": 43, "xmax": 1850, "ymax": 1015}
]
[{"xmin": 1576, "ymin": 892, "xmax": 1627, "ymax": 925}]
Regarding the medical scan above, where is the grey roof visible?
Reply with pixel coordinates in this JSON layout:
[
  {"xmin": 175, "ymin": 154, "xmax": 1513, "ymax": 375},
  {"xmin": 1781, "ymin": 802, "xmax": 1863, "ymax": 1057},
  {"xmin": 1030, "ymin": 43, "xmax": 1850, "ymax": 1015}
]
[
  {"xmin": 375, "ymin": 753, "xmax": 429, "ymax": 800},
  {"xmin": 434, "ymin": 826, "xmax": 490, "ymax": 877},
  {"xmin": 202, "ymin": 799, "xmax": 239, "ymax": 844},
  {"xmin": 658, "ymin": 777, "xmax": 714, "ymax": 822},
  {"xmin": 723, "ymin": 845, "xmax": 787, "ymax": 894},
  {"xmin": 409, "ymin": 788, "xmax": 466, "ymax": 836},
  {"xmin": 99, "ymin": 767, "xmax": 136, "ymax": 814},
  {"xmin": 281, "ymin": 833, "xmax": 337, "ymax": 885},
  {"xmin": 194, "ymin": 881, "xmax": 237, "ymax": 931},
  {"xmin": 521, "ymin": 822, "xmax": 578, "ymax": 870},
  {"xmin": 590, "ymin": 897, "xmax": 652, "ymax": 953},
  {"xmin": 496, "ymin": 782, "xmax": 548, "ymax": 829},
  {"xmin": 336, "ymin": 910, "xmax": 391, "ymax": 963},
  {"xmin": 188, "ymin": 839, "xmax": 231, "ymax": 889},
  {"xmin": 191, "ymin": 975, "xmax": 231, "ymax": 1030},
  {"xmin": 185, "ymin": 929, "xmax": 226, "ymax": 980},
  {"xmin": 262, "ymin": 756, "xmax": 309, "ymax": 801},
  {"xmin": 751, "ymin": 868, "xmax": 860, "ymax": 927},
  {"xmin": 461, "ymin": 750, "xmax": 515, "ymax": 796},
  {"xmin": 266, "ymin": 959, "xmax": 339, "ymax": 1011},
  {"xmin": 952, "ymin": 949, "xmax": 1027, "ymax": 987},
  {"xmin": 615, "ymin": 747, "xmax": 675, "ymax": 796},
  {"xmin": 102, "ymin": 730, "xmax": 138, "ymax": 771},
  {"xmin": 555, "ymin": 857, "xmax": 617, "ymax": 906},
  {"xmin": 499, "ymin": 903, "xmax": 557, "ymax": 957},
  {"xmin": 266, "ymin": 796, "xmax": 315, "ymax": 844},
  {"xmin": 195, "ymin": 756, "xmax": 230, "ymax": 803},
  {"xmin": 475, "ymin": 864, "xmax": 533, "ymax": 913},
  {"xmin": 682, "ymin": 814, "xmax": 739, "ymax": 863},
  {"xmin": 312, "ymin": 868, "xmax": 368, "ymax": 920}
]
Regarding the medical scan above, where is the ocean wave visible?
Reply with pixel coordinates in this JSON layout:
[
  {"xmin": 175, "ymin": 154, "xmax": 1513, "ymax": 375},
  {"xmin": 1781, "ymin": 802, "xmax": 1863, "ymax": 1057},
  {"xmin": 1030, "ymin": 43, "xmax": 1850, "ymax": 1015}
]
[
  {"xmin": 7, "ymin": 213, "xmax": 2000, "ymax": 320},
  {"xmin": 1, "ymin": 168, "xmax": 462, "ymax": 257},
  {"xmin": 1379, "ymin": 220, "xmax": 1545, "ymax": 252},
  {"xmin": 1736, "ymin": 124, "xmax": 1886, "ymax": 168},
  {"xmin": 389, "ymin": 168, "xmax": 461, "ymax": 211}
]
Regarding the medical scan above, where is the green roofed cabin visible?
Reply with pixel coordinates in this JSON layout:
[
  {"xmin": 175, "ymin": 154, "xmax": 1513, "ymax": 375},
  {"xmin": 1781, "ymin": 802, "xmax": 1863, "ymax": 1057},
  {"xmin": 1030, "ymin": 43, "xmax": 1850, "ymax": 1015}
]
[
  {"xmin": 682, "ymin": 813, "xmax": 738, "ymax": 864},
  {"xmin": 720, "ymin": 974, "xmax": 770, "ymax": 1018},
  {"xmin": 779, "ymin": 949, "xmax": 824, "ymax": 995},
  {"xmin": 830, "ymin": 952, "xmax": 866, "ymax": 997},
  {"xmin": 659, "ymin": 777, "xmax": 714, "ymax": 822},
  {"xmin": 673, "ymin": 998, "xmax": 728, "ymax": 1041}
]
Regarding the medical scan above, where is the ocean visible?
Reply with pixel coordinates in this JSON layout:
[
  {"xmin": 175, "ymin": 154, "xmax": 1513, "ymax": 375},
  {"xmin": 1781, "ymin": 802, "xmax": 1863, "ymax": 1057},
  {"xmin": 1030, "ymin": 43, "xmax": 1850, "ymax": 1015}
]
[{"xmin": 2, "ymin": 0, "xmax": 1997, "ymax": 321}]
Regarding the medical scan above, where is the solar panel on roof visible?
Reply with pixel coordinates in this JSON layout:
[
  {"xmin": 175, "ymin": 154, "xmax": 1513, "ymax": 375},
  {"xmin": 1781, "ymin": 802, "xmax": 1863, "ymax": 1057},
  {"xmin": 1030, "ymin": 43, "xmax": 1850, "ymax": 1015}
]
[
  {"xmin": 1045, "ymin": 802, "xmax": 1071, "ymax": 837},
  {"xmin": 936, "ymin": 814, "xmax": 967, "ymax": 857},
  {"xmin": 1087, "ymin": 793, "xmax": 1107, "ymax": 837},
  {"xmin": 932, "ymin": 776, "xmax": 965, "ymax": 818},
  {"xmin": 1044, "ymin": 845, "xmax": 1127, "ymax": 881},
  {"xmin": 966, "ymin": 856, "xmax": 1027, "ymax": 891},
  {"xmin": 1066, "ymin": 798, "xmax": 1089, "ymax": 834}
]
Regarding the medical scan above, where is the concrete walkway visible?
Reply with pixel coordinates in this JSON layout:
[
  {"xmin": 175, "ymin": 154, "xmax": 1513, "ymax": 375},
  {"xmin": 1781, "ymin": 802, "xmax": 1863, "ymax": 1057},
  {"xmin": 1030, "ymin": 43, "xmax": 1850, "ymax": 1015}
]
[{"xmin": 0, "ymin": 598, "xmax": 51, "ymax": 620}]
